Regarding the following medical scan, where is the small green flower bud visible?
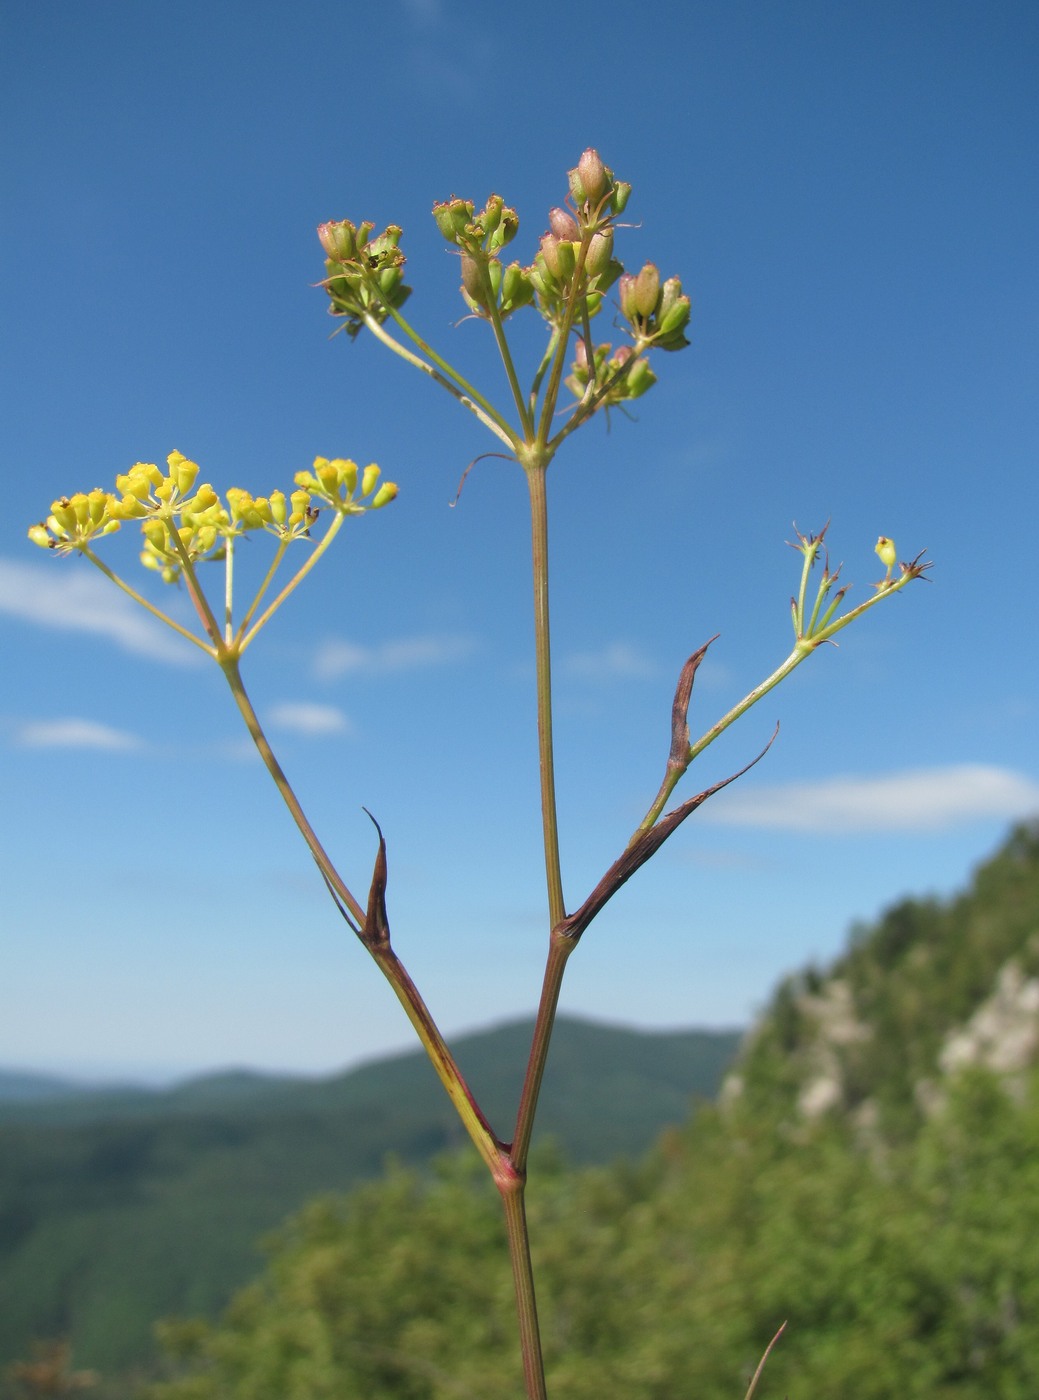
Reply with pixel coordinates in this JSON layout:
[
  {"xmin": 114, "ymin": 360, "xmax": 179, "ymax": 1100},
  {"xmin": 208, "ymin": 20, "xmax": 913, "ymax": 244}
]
[
  {"xmin": 268, "ymin": 490, "xmax": 286, "ymax": 526},
  {"xmin": 142, "ymin": 518, "xmax": 167, "ymax": 548},
  {"xmin": 527, "ymin": 255, "xmax": 557, "ymax": 300},
  {"xmin": 368, "ymin": 225, "xmax": 404, "ymax": 262},
  {"xmin": 377, "ymin": 265, "xmax": 403, "ymax": 297},
  {"xmin": 432, "ymin": 198, "xmax": 474, "ymax": 241},
  {"xmin": 460, "ymin": 253, "xmax": 486, "ymax": 304},
  {"xmin": 618, "ymin": 272, "xmax": 638, "ymax": 321},
  {"xmin": 485, "ymin": 258, "xmax": 502, "ymax": 303},
  {"xmin": 490, "ymin": 205, "xmax": 519, "ymax": 251},
  {"xmin": 657, "ymin": 295, "xmax": 691, "ymax": 339},
  {"xmin": 624, "ymin": 357, "xmax": 657, "ymax": 399},
  {"xmin": 610, "ymin": 181, "xmax": 632, "ymax": 215},
  {"xmin": 576, "ymin": 149, "xmax": 608, "ymax": 206},
  {"xmin": 481, "ymin": 194, "xmax": 504, "ymax": 237},
  {"xmin": 28, "ymin": 523, "xmax": 52, "ymax": 548},
  {"xmin": 633, "ymin": 263, "xmax": 661, "ymax": 319},
  {"xmin": 585, "ymin": 229, "xmax": 614, "ymax": 278},
  {"xmin": 548, "ymin": 207, "xmax": 580, "ymax": 241},
  {"xmin": 317, "ymin": 220, "xmax": 360, "ymax": 262},
  {"xmin": 500, "ymin": 261, "xmax": 534, "ymax": 313},
  {"xmin": 539, "ymin": 233, "xmax": 575, "ymax": 282},
  {"xmin": 361, "ymin": 463, "xmax": 381, "ymax": 497},
  {"xmin": 657, "ymin": 276, "xmax": 682, "ymax": 320}
]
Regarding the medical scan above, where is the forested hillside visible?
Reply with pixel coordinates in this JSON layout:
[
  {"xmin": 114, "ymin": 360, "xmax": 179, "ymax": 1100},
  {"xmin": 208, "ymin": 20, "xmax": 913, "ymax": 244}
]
[
  {"xmin": 730, "ymin": 818, "xmax": 1039, "ymax": 1137},
  {"xmin": 0, "ymin": 1021, "xmax": 738, "ymax": 1386},
  {"xmin": 137, "ymin": 822, "xmax": 1039, "ymax": 1400},
  {"xmin": 4, "ymin": 823, "xmax": 1038, "ymax": 1399}
]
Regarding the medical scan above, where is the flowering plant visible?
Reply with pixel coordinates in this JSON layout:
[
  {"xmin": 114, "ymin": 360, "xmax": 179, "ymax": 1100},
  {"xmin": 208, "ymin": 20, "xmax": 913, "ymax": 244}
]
[{"xmin": 30, "ymin": 149, "xmax": 928, "ymax": 1399}]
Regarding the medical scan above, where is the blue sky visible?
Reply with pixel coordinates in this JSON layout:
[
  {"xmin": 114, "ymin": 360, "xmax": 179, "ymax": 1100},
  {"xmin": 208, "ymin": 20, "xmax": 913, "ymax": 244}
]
[{"xmin": 2, "ymin": 0, "xmax": 1037, "ymax": 1082}]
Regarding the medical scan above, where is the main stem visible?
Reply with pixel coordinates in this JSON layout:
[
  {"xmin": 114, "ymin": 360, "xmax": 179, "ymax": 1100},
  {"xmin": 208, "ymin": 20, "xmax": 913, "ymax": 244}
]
[
  {"xmin": 525, "ymin": 463, "xmax": 565, "ymax": 929},
  {"xmin": 511, "ymin": 933, "xmax": 573, "ymax": 1173},
  {"xmin": 501, "ymin": 1179, "xmax": 548, "ymax": 1400}
]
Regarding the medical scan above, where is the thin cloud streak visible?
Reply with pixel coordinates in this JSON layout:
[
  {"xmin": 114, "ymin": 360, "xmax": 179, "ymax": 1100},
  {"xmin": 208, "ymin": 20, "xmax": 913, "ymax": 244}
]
[
  {"xmin": 401, "ymin": 0, "xmax": 443, "ymax": 22},
  {"xmin": 313, "ymin": 634, "xmax": 474, "ymax": 680},
  {"xmin": 15, "ymin": 718, "xmax": 144, "ymax": 751},
  {"xmin": 0, "ymin": 559, "xmax": 195, "ymax": 666},
  {"xmin": 565, "ymin": 642, "xmax": 657, "ymax": 681},
  {"xmin": 700, "ymin": 765, "xmax": 1039, "ymax": 834},
  {"xmin": 267, "ymin": 702, "xmax": 353, "ymax": 737}
]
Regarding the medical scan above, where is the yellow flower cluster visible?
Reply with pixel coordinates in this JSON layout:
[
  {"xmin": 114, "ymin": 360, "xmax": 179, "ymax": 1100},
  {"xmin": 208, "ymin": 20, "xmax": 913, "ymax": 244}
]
[
  {"xmin": 27, "ymin": 489, "xmax": 122, "ymax": 554},
  {"xmin": 293, "ymin": 457, "xmax": 398, "ymax": 512},
  {"xmin": 29, "ymin": 451, "xmax": 398, "ymax": 584}
]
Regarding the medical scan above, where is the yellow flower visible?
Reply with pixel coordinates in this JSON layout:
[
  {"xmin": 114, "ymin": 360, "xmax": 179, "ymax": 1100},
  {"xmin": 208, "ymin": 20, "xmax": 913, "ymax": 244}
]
[{"xmin": 875, "ymin": 535, "xmax": 897, "ymax": 580}]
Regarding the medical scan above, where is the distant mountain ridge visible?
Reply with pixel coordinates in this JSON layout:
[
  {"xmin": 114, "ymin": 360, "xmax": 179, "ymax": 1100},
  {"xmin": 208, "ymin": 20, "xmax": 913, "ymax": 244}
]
[
  {"xmin": 0, "ymin": 1016, "xmax": 740, "ymax": 1374},
  {"xmin": 0, "ymin": 1069, "xmax": 101, "ymax": 1104},
  {"xmin": 0, "ymin": 1016, "xmax": 740, "ymax": 1135},
  {"xmin": 0, "ymin": 1066, "xmax": 292, "ymax": 1106},
  {"xmin": 0, "ymin": 1066, "xmax": 308, "ymax": 1123}
]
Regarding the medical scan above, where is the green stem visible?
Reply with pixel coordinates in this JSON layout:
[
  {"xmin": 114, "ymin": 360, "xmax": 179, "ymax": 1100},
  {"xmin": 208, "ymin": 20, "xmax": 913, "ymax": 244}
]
[
  {"xmin": 235, "ymin": 537, "xmax": 289, "ymax": 644},
  {"xmin": 634, "ymin": 644, "xmax": 811, "ymax": 839},
  {"xmin": 218, "ymin": 657, "xmax": 506, "ymax": 1180},
  {"xmin": 82, "ymin": 551, "xmax": 215, "ymax": 656},
  {"xmin": 511, "ymin": 933, "xmax": 573, "ymax": 1173},
  {"xmin": 218, "ymin": 654, "xmax": 367, "ymax": 927},
  {"xmin": 166, "ymin": 533, "xmax": 225, "ymax": 651},
  {"xmin": 363, "ymin": 311, "xmax": 518, "ymax": 451},
  {"xmin": 482, "ymin": 270, "xmax": 534, "ymax": 440},
  {"xmin": 535, "ymin": 241, "xmax": 593, "ymax": 450},
  {"xmin": 528, "ymin": 330, "xmax": 560, "ymax": 424},
  {"xmin": 236, "ymin": 512, "xmax": 347, "ymax": 655},
  {"xmin": 525, "ymin": 464, "xmax": 565, "ymax": 928},
  {"xmin": 223, "ymin": 534, "xmax": 235, "ymax": 645},
  {"xmin": 500, "ymin": 1176, "xmax": 548, "ymax": 1400},
  {"xmin": 371, "ymin": 948, "xmax": 508, "ymax": 1181}
]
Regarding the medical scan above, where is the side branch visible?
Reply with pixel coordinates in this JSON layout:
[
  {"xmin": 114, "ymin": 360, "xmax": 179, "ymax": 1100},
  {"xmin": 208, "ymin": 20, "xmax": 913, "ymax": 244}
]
[{"xmin": 556, "ymin": 730, "xmax": 777, "ymax": 945}]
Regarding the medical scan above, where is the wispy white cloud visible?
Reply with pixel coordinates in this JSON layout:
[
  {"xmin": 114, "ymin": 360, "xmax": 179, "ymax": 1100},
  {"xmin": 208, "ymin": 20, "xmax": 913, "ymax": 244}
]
[
  {"xmin": 313, "ymin": 634, "xmax": 474, "ymax": 680},
  {"xmin": 0, "ymin": 558, "xmax": 195, "ymax": 665},
  {"xmin": 565, "ymin": 642, "xmax": 657, "ymax": 681},
  {"xmin": 15, "ymin": 717, "xmax": 144, "ymax": 750},
  {"xmin": 267, "ymin": 702, "xmax": 353, "ymax": 738},
  {"xmin": 401, "ymin": 0, "xmax": 443, "ymax": 23},
  {"xmin": 700, "ymin": 764, "xmax": 1039, "ymax": 834}
]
